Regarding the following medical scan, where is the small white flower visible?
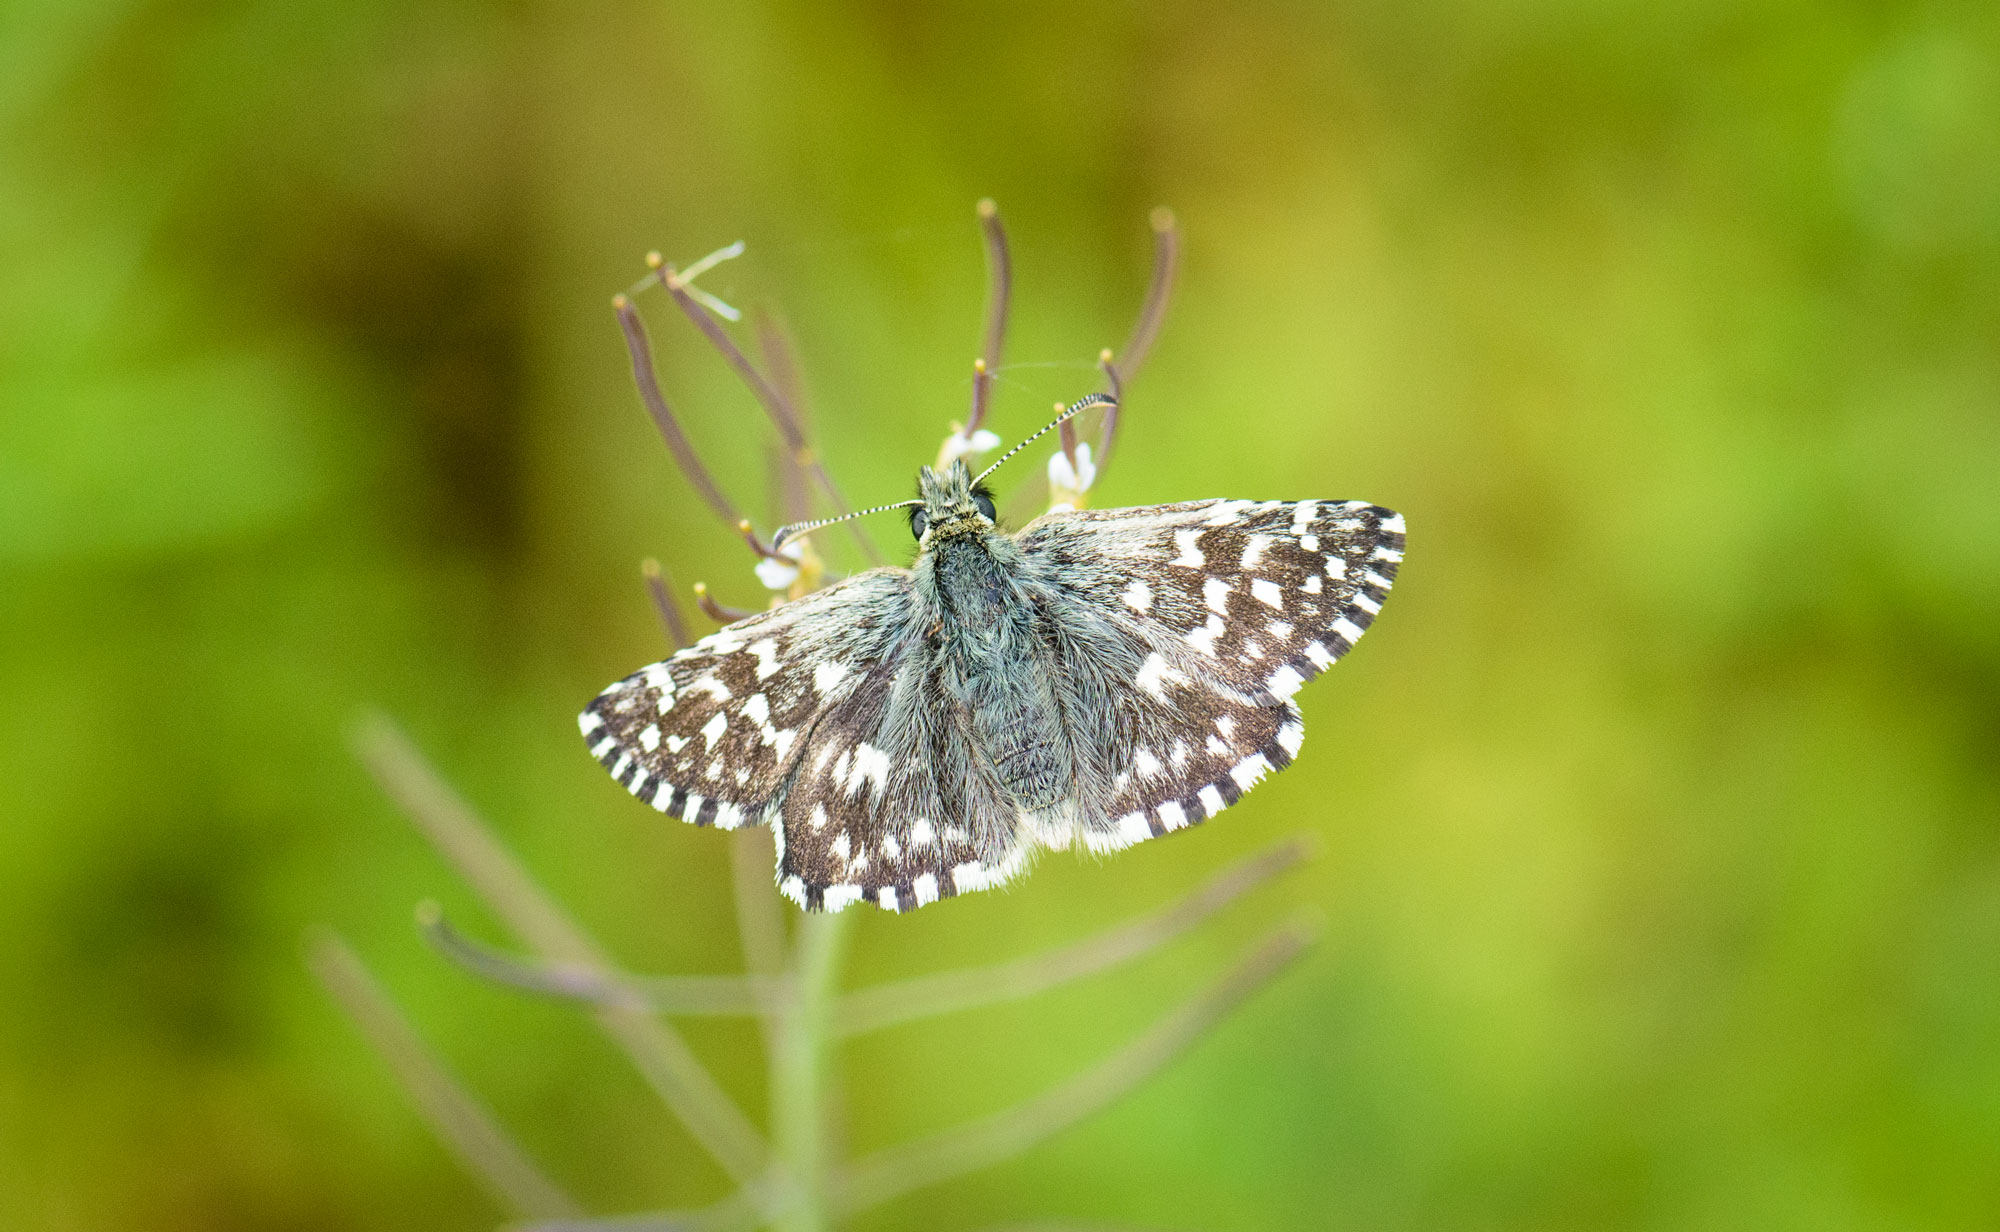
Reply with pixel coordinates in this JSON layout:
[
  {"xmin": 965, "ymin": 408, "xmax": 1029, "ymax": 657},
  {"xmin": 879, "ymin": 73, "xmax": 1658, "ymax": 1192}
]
[
  {"xmin": 1047, "ymin": 441, "xmax": 1097, "ymax": 493},
  {"xmin": 754, "ymin": 540, "xmax": 805, "ymax": 590},
  {"xmin": 938, "ymin": 428, "xmax": 1002, "ymax": 467}
]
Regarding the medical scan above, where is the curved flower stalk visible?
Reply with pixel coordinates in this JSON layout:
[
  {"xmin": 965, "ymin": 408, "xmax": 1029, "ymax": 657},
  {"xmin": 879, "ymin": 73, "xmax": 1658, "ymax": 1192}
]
[{"xmin": 311, "ymin": 204, "xmax": 1316, "ymax": 1232}]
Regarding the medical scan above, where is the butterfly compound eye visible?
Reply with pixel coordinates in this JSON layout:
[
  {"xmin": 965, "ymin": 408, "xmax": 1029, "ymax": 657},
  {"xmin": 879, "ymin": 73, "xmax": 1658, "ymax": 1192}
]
[
  {"xmin": 909, "ymin": 508, "xmax": 929, "ymax": 540},
  {"xmin": 973, "ymin": 490, "xmax": 997, "ymax": 521}
]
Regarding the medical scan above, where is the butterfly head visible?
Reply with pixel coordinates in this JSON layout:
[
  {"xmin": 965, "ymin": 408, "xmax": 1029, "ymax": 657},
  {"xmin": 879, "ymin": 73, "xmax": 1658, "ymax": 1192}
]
[{"xmin": 911, "ymin": 460, "xmax": 998, "ymax": 547}]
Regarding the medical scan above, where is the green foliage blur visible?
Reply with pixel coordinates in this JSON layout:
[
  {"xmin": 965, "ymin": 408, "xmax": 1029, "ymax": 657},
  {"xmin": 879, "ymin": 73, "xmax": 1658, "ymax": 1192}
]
[{"xmin": 4, "ymin": 0, "xmax": 1999, "ymax": 1228}]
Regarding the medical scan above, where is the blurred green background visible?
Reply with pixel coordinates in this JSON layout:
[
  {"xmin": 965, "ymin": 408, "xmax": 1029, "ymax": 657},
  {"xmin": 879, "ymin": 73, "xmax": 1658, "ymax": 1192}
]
[{"xmin": 5, "ymin": 0, "xmax": 2000, "ymax": 1228}]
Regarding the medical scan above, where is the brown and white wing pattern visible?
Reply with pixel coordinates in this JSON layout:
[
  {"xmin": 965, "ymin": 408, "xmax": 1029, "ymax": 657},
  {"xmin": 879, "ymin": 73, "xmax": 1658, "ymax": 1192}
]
[
  {"xmin": 578, "ymin": 569, "xmax": 914, "ymax": 831},
  {"xmin": 770, "ymin": 645, "xmax": 1027, "ymax": 913},
  {"xmin": 1016, "ymin": 498, "xmax": 1403, "ymax": 851}
]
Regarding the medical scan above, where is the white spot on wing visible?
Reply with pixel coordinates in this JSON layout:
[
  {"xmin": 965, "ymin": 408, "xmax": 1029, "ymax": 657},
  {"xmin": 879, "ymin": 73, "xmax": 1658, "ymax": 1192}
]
[
  {"xmin": 1171, "ymin": 529, "xmax": 1205, "ymax": 568},
  {"xmin": 700, "ymin": 711, "xmax": 728, "ymax": 750},
  {"xmin": 1332, "ymin": 617, "xmax": 1366, "ymax": 646},
  {"xmin": 688, "ymin": 675, "xmax": 731, "ymax": 702},
  {"xmin": 1085, "ymin": 811, "xmax": 1154, "ymax": 852},
  {"xmin": 639, "ymin": 724, "xmax": 661, "ymax": 751},
  {"xmin": 1186, "ymin": 615, "xmax": 1225, "ymax": 656},
  {"xmin": 1239, "ymin": 535, "xmax": 1272, "ymax": 568},
  {"xmin": 1203, "ymin": 576, "xmax": 1232, "ymax": 614},
  {"xmin": 1203, "ymin": 500, "xmax": 1256, "ymax": 526},
  {"xmin": 1277, "ymin": 718, "xmax": 1305, "ymax": 758},
  {"xmin": 1267, "ymin": 664, "xmax": 1306, "ymax": 698},
  {"xmin": 1135, "ymin": 652, "xmax": 1176, "ymax": 700},
  {"xmin": 1230, "ymin": 753, "xmax": 1272, "ymax": 790},
  {"xmin": 1123, "ymin": 579, "xmax": 1154, "ymax": 612},
  {"xmin": 849, "ymin": 743, "xmax": 891, "ymax": 797},
  {"xmin": 822, "ymin": 885, "xmax": 864, "ymax": 912},
  {"xmin": 747, "ymin": 639, "xmax": 781, "ymax": 681},
  {"xmin": 813, "ymin": 662, "xmax": 850, "ymax": 694},
  {"xmin": 1251, "ymin": 578, "xmax": 1284, "ymax": 609}
]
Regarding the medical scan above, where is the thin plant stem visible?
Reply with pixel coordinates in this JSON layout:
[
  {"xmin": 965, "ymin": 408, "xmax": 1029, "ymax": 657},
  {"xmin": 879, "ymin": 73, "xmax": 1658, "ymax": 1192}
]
[
  {"xmin": 1097, "ymin": 208, "xmax": 1179, "ymax": 468},
  {"xmin": 659, "ymin": 268, "xmax": 882, "ymax": 565},
  {"xmin": 772, "ymin": 911, "xmax": 854, "ymax": 1232},
  {"xmin": 829, "ymin": 921, "xmax": 1316, "ymax": 1217},
  {"xmin": 307, "ymin": 931, "xmax": 583, "ymax": 1221},
  {"xmin": 756, "ymin": 313, "xmax": 814, "ymax": 528},
  {"xmin": 1117, "ymin": 207, "xmax": 1179, "ymax": 381},
  {"xmin": 642, "ymin": 558, "xmax": 692, "ymax": 649},
  {"xmin": 968, "ymin": 198, "xmax": 1012, "ymax": 435},
  {"xmin": 614, "ymin": 297, "xmax": 745, "ymax": 531},
  {"xmin": 834, "ymin": 837, "xmax": 1312, "ymax": 1036},
  {"xmin": 693, "ymin": 582, "xmax": 755, "ymax": 625},
  {"xmin": 353, "ymin": 715, "xmax": 771, "ymax": 1191},
  {"xmin": 416, "ymin": 902, "xmax": 781, "ymax": 1015}
]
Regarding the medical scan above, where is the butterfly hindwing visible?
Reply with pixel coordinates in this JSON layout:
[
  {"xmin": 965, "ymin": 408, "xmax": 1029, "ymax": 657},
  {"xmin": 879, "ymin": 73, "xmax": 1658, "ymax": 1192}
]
[
  {"xmin": 775, "ymin": 635, "xmax": 1033, "ymax": 912},
  {"xmin": 579, "ymin": 570, "xmax": 914, "ymax": 830}
]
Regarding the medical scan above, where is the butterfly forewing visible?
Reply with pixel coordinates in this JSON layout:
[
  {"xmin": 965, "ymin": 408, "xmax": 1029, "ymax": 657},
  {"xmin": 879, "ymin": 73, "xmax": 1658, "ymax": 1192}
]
[
  {"xmin": 579, "ymin": 571, "xmax": 913, "ymax": 829},
  {"xmin": 1012, "ymin": 498, "xmax": 1402, "ymax": 850},
  {"xmin": 1019, "ymin": 498, "xmax": 1403, "ymax": 703}
]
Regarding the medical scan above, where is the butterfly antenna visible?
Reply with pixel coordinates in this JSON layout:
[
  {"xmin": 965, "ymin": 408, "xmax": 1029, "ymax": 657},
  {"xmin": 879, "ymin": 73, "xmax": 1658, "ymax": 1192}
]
[
  {"xmin": 772, "ymin": 499, "xmax": 923, "ymax": 551},
  {"xmin": 975, "ymin": 392, "xmax": 1117, "ymax": 486}
]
